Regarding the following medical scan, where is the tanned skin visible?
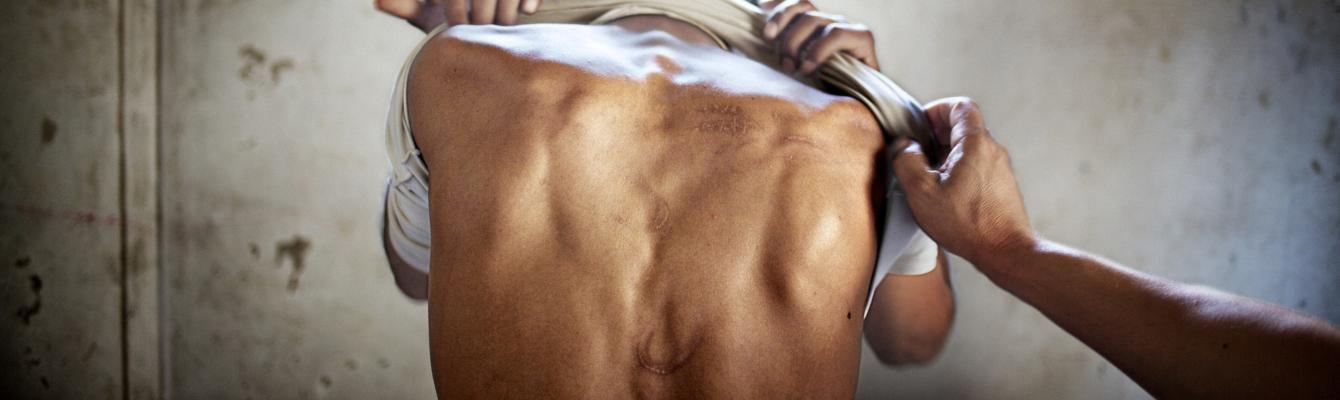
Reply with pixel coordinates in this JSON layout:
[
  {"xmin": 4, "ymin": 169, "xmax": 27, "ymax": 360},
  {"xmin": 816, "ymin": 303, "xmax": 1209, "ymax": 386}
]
[{"xmin": 401, "ymin": 15, "xmax": 954, "ymax": 397}]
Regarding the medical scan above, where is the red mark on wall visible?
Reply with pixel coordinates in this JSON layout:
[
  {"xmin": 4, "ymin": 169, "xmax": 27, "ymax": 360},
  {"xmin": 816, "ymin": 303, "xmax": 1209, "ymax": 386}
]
[{"xmin": 0, "ymin": 202, "xmax": 121, "ymax": 227}]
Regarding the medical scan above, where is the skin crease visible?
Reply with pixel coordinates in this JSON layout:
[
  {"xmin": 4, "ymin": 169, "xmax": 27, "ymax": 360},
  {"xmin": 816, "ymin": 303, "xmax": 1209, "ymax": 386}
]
[
  {"xmin": 893, "ymin": 98, "xmax": 1340, "ymax": 399},
  {"xmin": 401, "ymin": 14, "xmax": 954, "ymax": 398}
]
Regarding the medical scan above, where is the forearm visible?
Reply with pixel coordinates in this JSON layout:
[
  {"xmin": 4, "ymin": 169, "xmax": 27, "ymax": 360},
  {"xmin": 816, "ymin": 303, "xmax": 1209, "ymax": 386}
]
[{"xmin": 975, "ymin": 239, "xmax": 1340, "ymax": 398}]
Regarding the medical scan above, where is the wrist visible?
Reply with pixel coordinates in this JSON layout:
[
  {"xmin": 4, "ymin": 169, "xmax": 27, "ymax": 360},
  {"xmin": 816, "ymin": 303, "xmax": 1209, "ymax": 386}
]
[{"xmin": 967, "ymin": 231, "xmax": 1040, "ymax": 276}]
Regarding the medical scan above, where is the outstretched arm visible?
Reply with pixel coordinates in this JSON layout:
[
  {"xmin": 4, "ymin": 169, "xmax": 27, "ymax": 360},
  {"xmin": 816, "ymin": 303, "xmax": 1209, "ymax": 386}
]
[
  {"xmin": 892, "ymin": 97, "xmax": 1340, "ymax": 398},
  {"xmin": 980, "ymin": 238, "xmax": 1340, "ymax": 398}
]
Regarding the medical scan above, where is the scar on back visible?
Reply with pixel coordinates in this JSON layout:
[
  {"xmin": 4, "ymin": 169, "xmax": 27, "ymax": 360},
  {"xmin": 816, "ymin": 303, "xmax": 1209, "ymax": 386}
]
[
  {"xmin": 694, "ymin": 104, "xmax": 755, "ymax": 136},
  {"xmin": 636, "ymin": 330, "xmax": 700, "ymax": 376}
]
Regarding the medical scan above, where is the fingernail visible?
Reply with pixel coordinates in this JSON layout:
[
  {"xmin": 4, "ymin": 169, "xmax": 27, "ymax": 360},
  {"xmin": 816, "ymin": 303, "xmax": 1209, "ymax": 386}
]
[
  {"xmin": 523, "ymin": 0, "xmax": 538, "ymax": 14},
  {"xmin": 764, "ymin": 22, "xmax": 776, "ymax": 39}
]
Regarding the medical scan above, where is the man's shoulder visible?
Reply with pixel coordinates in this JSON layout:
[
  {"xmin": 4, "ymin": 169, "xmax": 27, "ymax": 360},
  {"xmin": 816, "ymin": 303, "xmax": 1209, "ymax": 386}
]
[
  {"xmin": 413, "ymin": 26, "xmax": 556, "ymax": 85},
  {"xmin": 407, "ymin": 23, "xmax": 883, "ymax": 155},
  {"xmin": 415, "ymin": 24, "xmax": 636, "ymax": 81},
  {"xmin": 410, "ymin": 25, "xmax": 616, "ymax": 108}
]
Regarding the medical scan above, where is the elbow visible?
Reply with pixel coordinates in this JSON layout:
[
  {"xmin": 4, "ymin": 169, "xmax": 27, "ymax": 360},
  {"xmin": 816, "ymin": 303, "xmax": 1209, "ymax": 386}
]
[
  {"xmin": 393, "ymin": 273, "xmax": 429, "ymax": 301},
  {"xmin": 383, "ymin": 232, "xmax": 429, "ymax": 300},
  {"xmin": 388, "ymin": 256, "xmax": 429, "ymax": 300},
  {"xmin": 864, "ymin": 250, "xmax": 957, "ymax": 366},
  {"xmin": 864, "ymin": 299, "xmax": 956, "ymax": 367},
  {"xmin": 868, "ymin": 329, "xmax": 951, "ymax": 366}
]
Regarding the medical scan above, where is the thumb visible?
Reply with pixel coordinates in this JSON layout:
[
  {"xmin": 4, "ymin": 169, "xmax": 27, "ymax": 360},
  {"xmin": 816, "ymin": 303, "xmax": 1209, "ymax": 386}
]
[
  {"xmin": 522, "ymin": 0, "xmax": 541, "ymax": 14},
  {"xmin": 375, "ymin": 0, "xmax": 422, "ymax": 19},
  {"xmin": 891, "ymin": 137, "xmax": 937, "ymax": 194}
]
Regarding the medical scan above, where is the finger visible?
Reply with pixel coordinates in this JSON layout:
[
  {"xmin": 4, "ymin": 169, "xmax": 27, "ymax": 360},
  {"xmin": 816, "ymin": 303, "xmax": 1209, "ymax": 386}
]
[
  {"xmin": 781, "ymin": 57, "xmax": 796, "ymax": 74},
  {"xmin": 795, "ymin": 27, "xmax": 832, "ymax": 75},
  {"xmin": 938, "ymin": 142, "xmax": 965, "ymax": 176},
  {"xmin": 446, "ymin": 0, "xmax": 468, "ymax": 26},
  {"xmin": 921, "ymin": 99, "xmax": 955, "ymax": 148},
  {"xmin": 375, "ymin": 0, "xmax": 422, "ymax": 20},
  {"xmin": 470, "ymin": 0, "xmax": 496, "ymax": 24},
  {"xmin": 780, "ymin": 12, "xmax": 831, "ymax": 65},
  {"xmin": 798, "ymin": 23, "xmax": 872, "ymax": 74},
  {"xmin": 948, "ymin": 99, "xmax": 987, "ymax": 147},
  {"xmin": 891, "ymin": 138, "xmax": 939, "ymax": 193},
  {"xmin": 764, "ymin": 0, "xmax": 816, "ymax": 40},
  {"xmin": 496, "ymin": 0, "xmax": 521, "ymax": 24},
  {"xmin": 521, "ymin": 0, "xmax": 541, "ymax": 14},
  {"xmin": 922, "ymin": 97, "xmax": 980, "ymax": 147},
  {"xmin": 842, "ymin": 24, "xmax": 878, "ymax": 70}
]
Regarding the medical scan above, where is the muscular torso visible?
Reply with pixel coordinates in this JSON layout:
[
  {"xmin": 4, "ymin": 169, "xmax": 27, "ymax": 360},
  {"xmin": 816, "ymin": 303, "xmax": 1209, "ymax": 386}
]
[{"xmin": 408, "ymin": 23, "xmax": 885, "ymax": 398}]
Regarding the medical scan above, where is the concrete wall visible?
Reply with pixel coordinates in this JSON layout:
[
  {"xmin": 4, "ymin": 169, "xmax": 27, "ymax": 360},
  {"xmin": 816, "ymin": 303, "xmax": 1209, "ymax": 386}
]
[
  {"xmin": 2, "ymin": 0, "xmax": 1336, "ymax": 399},
  {"xmin": 1, "ymin": 0, "xmax": 136, "ymax": 398},
  {"xmin": 157, "ymin": 1, "xmax": 432, "ymax": 398},
  {"xmin": 843, "ymin": 1, "xmax": 1340, "ymax": 398}
]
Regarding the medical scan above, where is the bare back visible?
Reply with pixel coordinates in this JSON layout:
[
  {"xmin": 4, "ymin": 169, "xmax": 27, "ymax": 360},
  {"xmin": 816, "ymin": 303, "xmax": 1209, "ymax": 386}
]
[{"xmin": 408, "ymin": 23, "xmax": 885, "ymax": 398}]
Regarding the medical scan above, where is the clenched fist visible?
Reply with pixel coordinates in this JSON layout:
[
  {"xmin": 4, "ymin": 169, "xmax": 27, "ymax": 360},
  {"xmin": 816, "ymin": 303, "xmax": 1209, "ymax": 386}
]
[
  {"xmin": 892, "ymin": 98, "xmax": 1035, "ymax": 265},
  {"xmin": 759, "ymin": 0, "xmax": 878, "ymax": 75}
]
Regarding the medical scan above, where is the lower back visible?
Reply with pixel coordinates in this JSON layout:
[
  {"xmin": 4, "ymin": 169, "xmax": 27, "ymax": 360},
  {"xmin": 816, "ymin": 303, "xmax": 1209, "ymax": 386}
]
[{"xmin": 409, "ymin": 23, "xmax": 884, "ymax": 398}]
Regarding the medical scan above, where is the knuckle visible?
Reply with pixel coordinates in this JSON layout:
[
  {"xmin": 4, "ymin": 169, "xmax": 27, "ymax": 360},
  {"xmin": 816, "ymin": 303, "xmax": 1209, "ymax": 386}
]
[
  {"xmin": 822, "ymin": 21, "xmax": 842, "ymax": 35},
  {"xmin": 831, "ymin": 23, "xmax": 866, "ymax": 40},
  {"xmin": 963, "ymin": 132, "xmax": 987, "ymax": 147},
  {"xmin": 960, "ymin": 98, "xmax": 980, "ymax": 113},
  {"xmin": 836, "ymin": 25, "xmax": 860, "ymax": 38},
  {"xmin": 903, "ymin": 171, "xmax": 934, "ymax": 191},
  {"xmin": 987, "ymin": 140, "xmax": 1009, "ymax": 159},
  {"xmin": 784, "ymin": 0, "xmax": 807, "ymax": 15},
  {"xmin": 795, "ymin": 11, "xmax": 819, "ymax": 25},
  {"xmin": 785, "ymin": 31, "xmax": 812, "ymax": 52},
  {"xmin": 802, "ymin": 10, "xmax": 829, "ymax": 20}
]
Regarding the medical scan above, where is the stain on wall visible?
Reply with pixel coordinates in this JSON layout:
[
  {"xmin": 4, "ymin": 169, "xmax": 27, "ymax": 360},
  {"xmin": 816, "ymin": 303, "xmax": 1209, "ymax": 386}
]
[
  {"xmin": 1324, "ymin": 118, "xmax": 1336, "ymax": 149},
  {"xmin": 159, "ymin": 1, "xmax": 434, "ymax": 398},
  {"xmin": 39, "ymin": 118, "xmax": 56, "ymax": 145},
  {"xmin": 0, "ymin": 0, "xmax": 126, "ymax": 397},
  {"xmin": 274, "ymin": 234, "xmax": 311, "ymax": 292},
  {"xmin": 237, "ymin": 43, "xmax": 297, "ymax": 100},
  {"xmin": 15, "ymin": 275, "xmax": 42, "ymax": 325}
]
